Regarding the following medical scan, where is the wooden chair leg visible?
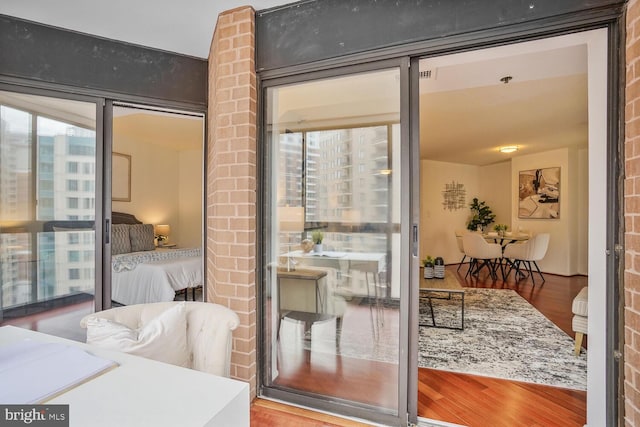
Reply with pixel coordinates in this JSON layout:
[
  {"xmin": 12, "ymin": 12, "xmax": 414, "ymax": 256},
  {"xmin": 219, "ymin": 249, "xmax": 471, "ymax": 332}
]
[{"xmin": 574, "ymin": 332, "xmax": 584, "ymax": 356}]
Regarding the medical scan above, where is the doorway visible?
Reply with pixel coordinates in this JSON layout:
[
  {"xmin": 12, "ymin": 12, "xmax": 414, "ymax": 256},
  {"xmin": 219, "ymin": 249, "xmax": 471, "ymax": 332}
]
[
  {"xmin": 414, "ymin": 29, "xmax": 609, "ymax": 426},
  {"xmin": 107, "ymin": 103, "xmax": 205, "ymax": 307}
]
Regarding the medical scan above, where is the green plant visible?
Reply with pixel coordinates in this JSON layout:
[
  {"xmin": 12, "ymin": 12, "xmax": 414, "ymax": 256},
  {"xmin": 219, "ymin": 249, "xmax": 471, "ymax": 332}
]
[
  {"xmin": 466, "ymin": 198, "xmax": 496, "ymax": 232},
  {"xmin": 422, "ymin": 255, "xmax": 434, "ymax": 267},
  {"xmin": 311, "ymin": 230, "xmax": 324, "ymax": 244},
  {"xmin": 493, "ymin": 224, "xmax": 508, "ymax": 232}
]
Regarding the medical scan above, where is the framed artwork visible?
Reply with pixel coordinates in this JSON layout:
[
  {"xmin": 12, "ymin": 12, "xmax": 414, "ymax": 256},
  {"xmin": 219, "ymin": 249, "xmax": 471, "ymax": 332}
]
[
  {"xmin": 112, "ymin": 152, "xmax": 131, "ymax": 202},
  {"xmin": 518, "ymin": 167, "xmax": 560, "ymax": 219}
]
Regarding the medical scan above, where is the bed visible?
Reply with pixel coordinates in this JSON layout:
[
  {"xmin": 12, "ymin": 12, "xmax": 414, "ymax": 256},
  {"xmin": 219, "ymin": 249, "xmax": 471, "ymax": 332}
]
[
  {"xmin": 43, "ymin": 213, "xmax": 203, "ymax": 306},
  {"xmin": 110, "ymin": 212, "xmax": 203, "ymax": 306}
]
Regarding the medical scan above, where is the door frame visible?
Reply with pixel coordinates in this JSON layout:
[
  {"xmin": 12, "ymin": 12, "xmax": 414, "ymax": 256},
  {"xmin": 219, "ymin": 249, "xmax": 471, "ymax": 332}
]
[
  {"xmin": 408, "ymin": 27, "xmax": 618, "ymax": 427},
  {"xmin": 257, "ymin": 57, "xmax": 414, "ymax": 426}
]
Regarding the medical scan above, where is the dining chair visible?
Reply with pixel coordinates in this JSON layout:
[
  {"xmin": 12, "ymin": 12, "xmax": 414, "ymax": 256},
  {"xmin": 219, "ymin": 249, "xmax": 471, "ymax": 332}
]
[
  {"xmin": 503, "ymin": 233, "xmax": 550, "ymax": 285},
  {"xmin": 454, "ymin": 229, "xmax": 468, "ymax": 272},
  {"xmin": 462, "ymin": 233, "xmax": 503, "ymax": 280}
]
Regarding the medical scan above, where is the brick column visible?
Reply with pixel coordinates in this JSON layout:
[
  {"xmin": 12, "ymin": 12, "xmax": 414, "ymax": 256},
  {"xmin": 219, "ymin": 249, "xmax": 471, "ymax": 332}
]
[
  {"xmin": 207, "ymin": 6, "xmax": 257, "ymax": 397},
  {"xmin": 626, "ymin": 1, "xmax": 640, "ymax": 425}
]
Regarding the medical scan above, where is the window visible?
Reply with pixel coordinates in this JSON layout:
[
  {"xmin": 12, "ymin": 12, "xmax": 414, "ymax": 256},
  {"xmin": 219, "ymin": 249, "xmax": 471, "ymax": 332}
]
[
  {"xmin": 68, "ymin": 250, "xmax": 80, "ymax": 262},
  {"xmin": 68, "ymin": 268, "xmax": 80, "ymax": 280},
  {"xmin": 67, "ymin": 198, "xmax": 78, "ymax": 209},
  {"xmin": 83, "ymin": 180, "xmax": 94, "ymax": 192},
  {"xmin": 67, "ymin": 162, "xmax": 78, "ymax": 173},
  {"xmin": 67, "ymin": 180, "xmax": 78, "ymax": 191}
]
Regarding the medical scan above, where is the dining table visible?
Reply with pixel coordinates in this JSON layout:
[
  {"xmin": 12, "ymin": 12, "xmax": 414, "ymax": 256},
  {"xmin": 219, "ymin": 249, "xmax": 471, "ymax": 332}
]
[{"xmin": 483, "ymin": 232, "xmax": 529, "ymax": 249}]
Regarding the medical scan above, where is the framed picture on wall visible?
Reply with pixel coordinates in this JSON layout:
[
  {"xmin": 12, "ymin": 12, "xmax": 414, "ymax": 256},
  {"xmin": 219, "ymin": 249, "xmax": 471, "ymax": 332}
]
[
  {"xmin": 112, "ymin": 152, "xmax": 131, "ymax": 202},
  {"xmin": 518, "ymin": 167, "xmax": 560, "ymax": 219}
]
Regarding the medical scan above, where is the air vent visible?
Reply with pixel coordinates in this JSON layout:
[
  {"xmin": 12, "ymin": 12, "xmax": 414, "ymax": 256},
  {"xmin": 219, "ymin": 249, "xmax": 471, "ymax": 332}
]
[{"xmin": 419, "ymin": 70, "xmax": 432, "ymax": 79}]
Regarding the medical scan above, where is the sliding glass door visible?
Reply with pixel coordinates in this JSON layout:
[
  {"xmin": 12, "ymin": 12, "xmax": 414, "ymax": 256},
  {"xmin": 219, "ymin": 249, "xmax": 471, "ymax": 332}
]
[
  {"xmin": 0, "ymin": 88, "xmax": 101, "ymax": 341},
  {"xmin": 260, "ymin": 63, "xmax": 411, "ymax": 424}
]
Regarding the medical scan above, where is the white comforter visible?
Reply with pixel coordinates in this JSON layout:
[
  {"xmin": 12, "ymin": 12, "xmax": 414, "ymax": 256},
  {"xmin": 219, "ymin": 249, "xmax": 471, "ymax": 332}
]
[{"xmin": 111, "ymin": 250, "xmax": 202, "ymax": 305}]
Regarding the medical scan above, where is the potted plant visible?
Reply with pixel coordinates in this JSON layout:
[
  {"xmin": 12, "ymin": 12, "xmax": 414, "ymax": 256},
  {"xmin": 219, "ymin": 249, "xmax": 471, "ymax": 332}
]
[
  {"xmin": 493, "ymin": 224, "xmax": 508, "ymax": 237},
  {"xmin": 466, "ymin": 198, "xmax": 496, "ymax": 232},
  {"xmin": 422, "ymin": 255, "xmax": 435, "ymax": 279},
  {"xmin": 311, "ymin": 230, "xmax": 324, "ymax": 253}
]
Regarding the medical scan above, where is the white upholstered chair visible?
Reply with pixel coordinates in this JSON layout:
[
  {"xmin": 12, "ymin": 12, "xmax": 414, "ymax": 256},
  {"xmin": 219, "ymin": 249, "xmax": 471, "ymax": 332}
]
[
  {"xmin": 80, "ymin": 301, "xmax": 239, "ymax": 377},
  {"xmin": 503, "ymin": 233, "xmax": 550, "ymax": 285},
  {"xmin": 462, "ymin": 232, "xmax": 503, "ymax": 280},
  {"xmin": 454, "ymin": 229, "xmax": 468, "ymax": 272}
]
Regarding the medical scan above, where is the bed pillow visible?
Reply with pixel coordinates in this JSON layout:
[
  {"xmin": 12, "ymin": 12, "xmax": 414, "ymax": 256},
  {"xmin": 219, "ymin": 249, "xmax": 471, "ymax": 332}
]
[
  {"xmin": 85, "ymin": 303, "xmax": 190, "ymax": 368},
  {"xmin": 129, "ymin": 224, "xmax": 155, "ymax": 252},
  {"xmin": 111, "ymin": 224, "xmax": 131, "ymax": 255}
]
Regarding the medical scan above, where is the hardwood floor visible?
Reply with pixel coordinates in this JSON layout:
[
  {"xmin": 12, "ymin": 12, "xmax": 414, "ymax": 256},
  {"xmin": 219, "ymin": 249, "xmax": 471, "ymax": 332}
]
[{"xmin": 2, "ymin": 265, "xmax": 587, "ymax": 426}]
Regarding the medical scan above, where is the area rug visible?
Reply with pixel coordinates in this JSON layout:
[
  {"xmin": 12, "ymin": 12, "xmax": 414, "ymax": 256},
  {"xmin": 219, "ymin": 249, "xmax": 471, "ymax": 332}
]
[
  {"xmin": 418, "ymin": 288, "xmax": 587, "ymax": 390},
  {"xmin": 292, "ymin": 285, "xmax": 587, "ymax": 390}
]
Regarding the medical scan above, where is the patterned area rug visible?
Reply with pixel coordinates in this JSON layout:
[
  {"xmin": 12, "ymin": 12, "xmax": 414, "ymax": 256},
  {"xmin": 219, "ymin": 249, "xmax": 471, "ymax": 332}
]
[
  {"xmin": 291, "ymin": 286, "xmax": 587, "ymax": 390},
  {"xmin": 418, "ymin": 288, "xmax": 587, "ymax": 390}
]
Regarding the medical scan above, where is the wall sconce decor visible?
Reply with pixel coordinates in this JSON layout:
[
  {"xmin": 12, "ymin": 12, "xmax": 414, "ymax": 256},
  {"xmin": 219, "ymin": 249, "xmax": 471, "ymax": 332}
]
[{"xmin": 442, "ymin": 181, "xmax": 466, "ymax": 211}]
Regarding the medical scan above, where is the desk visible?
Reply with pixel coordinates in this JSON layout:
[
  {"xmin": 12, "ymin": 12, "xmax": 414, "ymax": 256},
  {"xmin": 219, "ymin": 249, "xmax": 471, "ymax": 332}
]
[
  {"xmin": 284, "ymin": 250, "xmax": 386, "ymax": 297},
  {"xmin": 0, "ymin": 326, "xmax": 249, "ymax": 427}
]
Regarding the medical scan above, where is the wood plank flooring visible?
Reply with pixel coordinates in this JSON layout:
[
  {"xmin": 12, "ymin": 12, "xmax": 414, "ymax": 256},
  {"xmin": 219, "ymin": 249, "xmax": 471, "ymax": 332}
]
[{"xmin": 1, "ymin": 265, "xmax": 587, "ymax": 426}]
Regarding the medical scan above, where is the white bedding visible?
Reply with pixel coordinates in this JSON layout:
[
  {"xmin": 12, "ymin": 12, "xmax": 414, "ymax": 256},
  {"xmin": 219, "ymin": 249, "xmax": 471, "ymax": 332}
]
[{"xmin": 111, "ymin": 249, "xmax": 202, "ymax": 305}]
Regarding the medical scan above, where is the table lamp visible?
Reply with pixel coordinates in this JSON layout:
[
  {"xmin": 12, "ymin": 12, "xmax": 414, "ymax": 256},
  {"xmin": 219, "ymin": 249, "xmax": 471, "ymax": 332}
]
[{"xmin": 155, "ymin": 224, "xmax": 171, "ymax": 246}]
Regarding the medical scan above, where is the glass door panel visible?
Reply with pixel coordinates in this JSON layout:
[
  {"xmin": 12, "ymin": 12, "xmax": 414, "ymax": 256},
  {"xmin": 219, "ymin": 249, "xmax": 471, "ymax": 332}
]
[
  {"xmin": 0, "ymin": 90, "xmax": 97, "ymax": 341},
  {"xmin": 262, "ymin": 68, "xmax": 403, "ymax": 420}
]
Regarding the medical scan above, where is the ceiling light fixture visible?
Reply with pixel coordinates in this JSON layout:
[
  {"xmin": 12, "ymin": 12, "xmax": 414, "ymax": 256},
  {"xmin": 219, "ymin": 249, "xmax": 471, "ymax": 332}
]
[{"xmin": 499, "ymin": 145, "xmax": 518, "ymax": 153}]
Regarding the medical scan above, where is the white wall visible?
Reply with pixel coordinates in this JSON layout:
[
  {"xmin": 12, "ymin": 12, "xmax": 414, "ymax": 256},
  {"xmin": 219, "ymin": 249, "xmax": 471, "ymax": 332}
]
[
  {"xmin": 420, "ymin": 160, "xmax": 479, "ymax": 265},
  {"xmin": 178, "ymin": 149, "xmax": 203, "ymax": 248},
  {"xmin": 479, "ymin": 161, "xmax": 512, "ymax": 227},
  {"xmin": 112, "ymin": 136, "xmax": 202, "ymax": 248}
]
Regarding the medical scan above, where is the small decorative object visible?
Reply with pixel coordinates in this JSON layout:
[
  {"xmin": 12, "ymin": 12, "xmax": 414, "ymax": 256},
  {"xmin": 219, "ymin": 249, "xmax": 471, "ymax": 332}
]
[
  {"xmin": 467, "ymin": 198, "xmax": 496, "ymax": 232},
  {"xmin": 422, "ymin": 256, "xmax": 434, "ymax": 279},
  {"xmin": 493, "ymin": 224, "xmax": 508, "ymax": 237},
  {"xmin": 434, "ymin": 257, "xmax": 445, "ymax": 279},
  {"xmin": 311, "ymin": 230, "xmax": 324, "ymax": 253},
  {"xmin": 301, "ymin": 239, "xmax": 314, "ymax": 253},
  {"xmin": 442, "ymin": 181, "xmax": 466, "ymax": 211}
]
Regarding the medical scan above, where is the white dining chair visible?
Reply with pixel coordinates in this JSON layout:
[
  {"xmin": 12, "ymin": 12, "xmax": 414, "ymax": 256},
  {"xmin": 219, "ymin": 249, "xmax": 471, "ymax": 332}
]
[
  {"xmin": 454, "ymin": 229, "xmax": 468, "ymax": 272},
  {"xmin": 503, "ymin": 233, "xmax": 550, "ymax": 285},
  {"xmin": 462, "ymin": 233, "xmax": 503, "ymax": 280}
]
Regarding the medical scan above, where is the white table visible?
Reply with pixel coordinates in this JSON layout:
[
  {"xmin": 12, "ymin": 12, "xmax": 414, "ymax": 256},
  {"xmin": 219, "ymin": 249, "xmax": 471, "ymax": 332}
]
[
  {"xmin": 0, "ymin": 326, "xmax": 249, "ymax": 427},
  {"xmin": 285, "ymin": 250, "xmax": 387, "ymax": 297}
]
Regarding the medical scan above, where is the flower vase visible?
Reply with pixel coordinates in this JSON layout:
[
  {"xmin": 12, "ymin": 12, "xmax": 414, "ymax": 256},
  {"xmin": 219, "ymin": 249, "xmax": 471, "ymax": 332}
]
[{"xmin": 313, "ymin": 243, "xmax": 323, "ymax": 253}]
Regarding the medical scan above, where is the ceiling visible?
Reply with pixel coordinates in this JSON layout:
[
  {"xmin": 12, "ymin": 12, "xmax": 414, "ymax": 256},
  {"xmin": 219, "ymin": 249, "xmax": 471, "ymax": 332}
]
[
  {"xmin": 420, "ymin": 44, "xmax": 588, "ymax": 166},
  {"xmin": 0, "ymin": 0, "xmax": 291, "ymax": 58}
]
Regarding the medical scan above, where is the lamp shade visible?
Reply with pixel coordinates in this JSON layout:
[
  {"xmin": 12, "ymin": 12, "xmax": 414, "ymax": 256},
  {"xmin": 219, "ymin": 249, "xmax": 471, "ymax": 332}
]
[
  {"xmin": 155, "ymin": 224, "xmax": 171, "ymax": 236},
  {"xmin": 279, "ymin": 207, "xmax": 304, "ymax": 232}
]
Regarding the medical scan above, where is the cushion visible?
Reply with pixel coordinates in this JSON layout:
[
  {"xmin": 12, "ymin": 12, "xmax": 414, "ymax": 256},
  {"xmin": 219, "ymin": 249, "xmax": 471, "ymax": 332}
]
[
  {"xmin": 572, "ymin": 287, "xmax": 588, "ymax": 316},
  {"xmin": 85, "ymin": 303, "xmax": 189, "ymax": 368},
  {"xmin": 111, "ymin": 224, "xmax": 131, "ymax": 255},
  {"xmin": 129, "ymin": 224, "xmax": 155, "ymax": 252}
]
